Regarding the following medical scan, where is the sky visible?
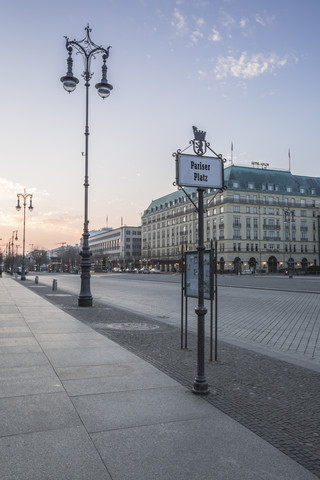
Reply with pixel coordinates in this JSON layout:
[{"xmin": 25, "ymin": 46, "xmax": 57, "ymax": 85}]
[{"xmin": 1, "ymin": 0, "xmax": 320, "ymax": 252}]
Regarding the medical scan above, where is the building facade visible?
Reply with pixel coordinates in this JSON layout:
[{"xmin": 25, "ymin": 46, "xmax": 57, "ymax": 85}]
[
  {"xmin": 141, "ymin": 165, "xmax": 320, "ymax": 273},
  {"xmin": 89, "ymin": 226, "xmax": 141, "ymax": 270}
]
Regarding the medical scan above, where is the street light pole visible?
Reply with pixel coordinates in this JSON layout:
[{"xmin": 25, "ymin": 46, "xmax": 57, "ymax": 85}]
[
  {"xmin": 9, "ymin": 231, "xmax": 18, "ymax": 274},
  {"xmin": 16, "ymin": 189, "xmax": 33, "ymax": 281},
  {"xmin": 61, "ymin": 24, "xmax": 113, "ymax": 307}
]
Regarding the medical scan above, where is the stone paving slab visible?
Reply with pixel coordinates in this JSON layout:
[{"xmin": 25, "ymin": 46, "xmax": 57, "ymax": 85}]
[
  {"xmin": 92, "ymin": 416, "xmax": 316, "ymax": 480},
  {"xmin": 61, "ymin": 362, "xmax": 178, "ymax": 396},
  {"xmin": 72, "ymin": 386, "xmax": 214, "ymax": 433},
  {"xmin": 0, "ymin": 426, "xmax": 111, "ymax": 480},
  {"xmin": 0, "ymin": 392, "xmax": 80, "ymax": 437}
]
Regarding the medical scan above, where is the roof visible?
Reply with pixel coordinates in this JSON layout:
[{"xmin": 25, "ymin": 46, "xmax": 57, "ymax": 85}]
[
  {"xmin": 224, "ymin": 165, "xmax": 320, "ymax": 195},
  {"xmin": 143, "ymin": 165, "xmax": 320, "ymax": 216}
]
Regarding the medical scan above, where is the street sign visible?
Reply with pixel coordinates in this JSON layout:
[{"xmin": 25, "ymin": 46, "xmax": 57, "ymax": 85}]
[{"xmin": 176, "ymin": 153, "xmax": 224, "ymax": 189}]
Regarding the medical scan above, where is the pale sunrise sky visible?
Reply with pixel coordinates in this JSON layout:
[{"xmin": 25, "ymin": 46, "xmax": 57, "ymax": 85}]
[{"xmin": 1, "ymin": 0, "xmax": 319, "ymax": 251}]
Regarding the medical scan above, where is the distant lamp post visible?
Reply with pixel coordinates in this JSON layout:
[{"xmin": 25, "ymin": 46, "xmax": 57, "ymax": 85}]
[
  {"xmin": 9, "ymin": 230, "xmax": 18, "ymax": 274},
  {"xmin": 284, "ymin": 208, "xmax": 295, "ymax": 278},
  {"xmin": 61, "ymin": 24, "xmax": 113, "ymax": 307},
  {"xmin": 16, "ymin": 189, "xmax": 33, "ymax": 280}
]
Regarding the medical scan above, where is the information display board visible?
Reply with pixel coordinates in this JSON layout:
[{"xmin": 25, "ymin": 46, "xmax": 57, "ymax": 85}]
[{"xmin": 185, "ymin": 250, "xmax": 214, "ymax": 300}]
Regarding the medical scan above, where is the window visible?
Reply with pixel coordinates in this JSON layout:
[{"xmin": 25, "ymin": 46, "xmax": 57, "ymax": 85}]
[
  {"xmin": 253, "ymin": 195, "xmax": 257, "ymax": 203},
  {"xmin": 268, "ymin": 208, "xmax": 274, "ymax": 215},
  {"xmin": 301, "ymin": 199, "xmax": 306, "ymax": 207},
  {"xmin": 253, "ymin": 207, "xmax": 258, "ymax": 214},
  {"xmin": 268, "ymin": 197, "xmax": 274, "ymax": 205},
  {"xmin": 300, "ymin": 187, "xmax": 305, "ymax": 194},
  {"xmin": 220, "ymin": 207, "xmax": 224, "ymax": 213},
  {"xmin": 233, "ymin": 182, "xmax": 239, "ymax": 188},
  {"xmin": 246, "ymin": 243, "xmax": 249, "ymax": 251},
  {"xmin": 246, "ymin": 218, "xmax": 251, "ymax": 227},
  {"xmin": 246, "ymin": 207, "xmax": 250, "ymax": 213},
  {"xmin": 248, "ymin": 183, "xmax": 254, "ymax": 190},
  {"xmin": 312, "ymin": 188, "xmax": 316, "ymax": 195},
  {"xmin": 233, "ymin": 216, "xmax": 241, "ymax": 227},
  {"xmin": 246, "ymin": 195, "xmax": 250, "ymax": 202},
  {"xmin": 246, "ymin": 230, "xmax": 251, "ymax": 239},
  {"xmin": 233, "ymin": 230, "xmax": 241, "ymax": 239},
  {"xmin": 287, "ymin": 187, "xmax": 292, "ymax": 193},
  {"xmin": 268, "ymin": 185, "xmax": 274, "ymax": 191},
  {"xmin": 234, "ymin": 205, "xmax": 240, "ymax": 212},
  {"xmin": 234, "ymin": 194, "xmax": 240, "ymax": 202},
  {"xmin": 254, "ymin": 230, "xmax": 258, "ymax": 240},
  {"xmin": 253, "ymin": 218, "xmax": 258, "ymax": 228},
  {"xmin": 301, "ymin": 210, "xmax": 306, "ymax": 217}
]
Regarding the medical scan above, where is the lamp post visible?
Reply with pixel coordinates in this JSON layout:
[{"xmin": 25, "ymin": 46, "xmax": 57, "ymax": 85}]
[
  {"xmin": 61, "ymin": 24, "xmax": 113, "ymax": 307},
  {"xmin": 16, "ymin": 189, "xmax": 33, "ymax": 280},
  {"xmin": 284, "ymin": 208, "xmax": 295, "ymax": 278},
  {"xmin": 9, "ymin": 231, "xmax": 18, "ymax": 274}
]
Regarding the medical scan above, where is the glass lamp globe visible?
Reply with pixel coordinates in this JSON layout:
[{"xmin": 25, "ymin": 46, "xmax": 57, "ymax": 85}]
[
  {"xmin": 60, "ymin": 75, "xmax": 79, "ymax": 93},
  {"xmin": 95, "ymin": 81, "xmax": 113, "ymax": 99}
]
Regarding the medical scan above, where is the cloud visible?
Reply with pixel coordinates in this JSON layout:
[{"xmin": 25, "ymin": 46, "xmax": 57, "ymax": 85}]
[
  {"xmin": 220, "ymin": 12, "xmax": 235, "ymax": 28},
  {"xmin": 171, "ymin": 8, "xmax": 186, "ymax": 30},
  {"xmin": 196, "ymin": 17, "xmax": 205, "ymax": 27},
  {"xmin": 240, "ymin": 18, "xmax": 248, "ymax": 29},
  {"xmin": 209, "ymin": 27, "xmax": 221, "ymax": 42},
  {"xmin": 255, "ymin": 15, "xmax": 265, "ymax": 26},
  {"xmin": 0, "ymin": 177, "xmax": 49, "ymax": 199},
  {"xmin": 214, "ymin": 51, "xmax": 288, "ymax": 80},
  {"xmin": 190, "ymin": 30, "xmax": 203, "ymax": 43}
]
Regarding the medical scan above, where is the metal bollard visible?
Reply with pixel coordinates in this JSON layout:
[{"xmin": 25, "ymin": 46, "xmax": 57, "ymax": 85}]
[
  {"xmin": 52, "ymin": 279, "xmax": 57, "ymax": 291},
  {"xmin": 35, "ymin": 276, "xmax": 39, "ymax": 284}
]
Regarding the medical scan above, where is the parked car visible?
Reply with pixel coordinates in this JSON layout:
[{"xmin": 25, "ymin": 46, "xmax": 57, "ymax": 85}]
[
  {"xmin": 139, "ymin": 268, "xmax": 150, "ymax": 274},
  {"xmin": 150, "ymin": 268, "xmax": 161, "ymax": 274},
  {"xmin": 241, "ymin": 269, "xmax": 252, "ymax": 275}
]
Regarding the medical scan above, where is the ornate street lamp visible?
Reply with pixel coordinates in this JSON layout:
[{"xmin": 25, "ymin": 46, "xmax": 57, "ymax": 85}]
[
  {"xmin": 16, "ymin": 189, "xmax": 33, "ymax": 281},
  {"xmin": 61, "ymin": 24, "xmax": 113, "ymax": 307},
  {"xmin": 8, "ymin": 230, "xmax": 18, "ymax": 274}
]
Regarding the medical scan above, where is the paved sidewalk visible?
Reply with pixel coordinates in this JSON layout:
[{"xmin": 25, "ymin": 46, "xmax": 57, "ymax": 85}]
[{"xmin": 0, "ymin": 277, "xmax": 318, "ymax": 480}]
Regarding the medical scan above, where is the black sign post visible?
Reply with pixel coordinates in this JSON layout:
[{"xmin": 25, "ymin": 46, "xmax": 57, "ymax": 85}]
[{"xmin": 173, "ymin": 127, "xmax": 225, "ymax": 395}]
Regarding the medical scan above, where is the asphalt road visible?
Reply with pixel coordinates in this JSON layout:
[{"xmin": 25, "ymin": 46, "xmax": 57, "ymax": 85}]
[{"xmin": 27, "ymin": 272, "xmax": 320, "ymax": 371}]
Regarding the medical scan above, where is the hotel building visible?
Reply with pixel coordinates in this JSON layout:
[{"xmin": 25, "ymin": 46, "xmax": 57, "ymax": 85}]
[{"xmin": 141, "ymin": 165, "xmax": 320, "ymax": 273}]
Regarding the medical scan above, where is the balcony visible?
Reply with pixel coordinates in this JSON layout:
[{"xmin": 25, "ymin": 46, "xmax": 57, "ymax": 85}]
[{"xmin": 262, "ymin": 224, "xmax": 281, "ymax": 230}]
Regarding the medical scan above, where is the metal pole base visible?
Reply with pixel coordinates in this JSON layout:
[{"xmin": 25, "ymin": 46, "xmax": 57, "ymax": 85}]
[
  {"xmin": 78, "ymin": 296, "xmax": 93, "ymax": 307},
  {"xmin": 192, "ymin": 376, "xmax": 209, "ymax": 395}
]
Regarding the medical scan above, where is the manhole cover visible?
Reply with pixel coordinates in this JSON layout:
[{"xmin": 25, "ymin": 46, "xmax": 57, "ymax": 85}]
[{"xmin": 104, "ymin": 323, "xmax": 160, "ymax": 331}]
